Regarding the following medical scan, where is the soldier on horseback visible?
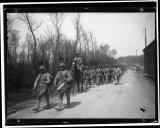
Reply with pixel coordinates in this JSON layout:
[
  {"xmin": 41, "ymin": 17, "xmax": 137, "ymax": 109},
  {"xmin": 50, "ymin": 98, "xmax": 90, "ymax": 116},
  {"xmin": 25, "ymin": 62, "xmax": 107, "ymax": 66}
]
[
  {"xmin": 72, "ymin": 52, "xmax": 84, "ymax": 92},
  {"xmin": 73, "ymin": 52, "xmax": 83, "ymax": 71}
]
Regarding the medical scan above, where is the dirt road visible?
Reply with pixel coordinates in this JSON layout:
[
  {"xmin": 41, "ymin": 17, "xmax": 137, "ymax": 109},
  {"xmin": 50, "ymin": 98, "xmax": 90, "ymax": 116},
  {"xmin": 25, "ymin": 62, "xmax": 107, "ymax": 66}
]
[{"xmin": 7, "ymin": 69, "xmax": 155, "ymax": 119}]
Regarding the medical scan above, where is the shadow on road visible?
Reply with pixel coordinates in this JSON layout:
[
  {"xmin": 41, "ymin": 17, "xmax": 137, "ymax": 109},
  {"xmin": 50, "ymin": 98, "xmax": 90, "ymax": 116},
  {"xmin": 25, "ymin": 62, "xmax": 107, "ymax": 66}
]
[
  {"xmin": 114, "ymin": 83, "xmax": 123, "ymax": 85},
  {"xmin": 36, "ymin": 103, "xmax": 59, "ymax": 112},
  {"xmin": 64, "ymin": 101, "xmax": 81, "ymax": 109}
]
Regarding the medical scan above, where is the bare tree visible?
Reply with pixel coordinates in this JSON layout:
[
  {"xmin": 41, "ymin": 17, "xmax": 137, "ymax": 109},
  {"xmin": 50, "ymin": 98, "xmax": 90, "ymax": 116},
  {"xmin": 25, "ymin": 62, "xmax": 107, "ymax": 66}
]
[
  {"xmin": 112, "ymin": 49, "xmax": 117, "ymax": 59},
  {"xmin": 25, "ymin": 33, "xmax": 33, "ymax": 63},
  {"xmin": 81, "ymin": 28, "xmax": 87, "ymax": 55},
  {"xmin": 17, "ymin": 13, "xmax": 42, "ymax": 69},
  {"xmin": 100, "ymin": 44, "xmax": 110, "ymax": 56},
  {"xmin": 109, "ymin": 49, "xmax": 117, "ymax": 59},
  {"xmin": 8, "ymin": 30, "xmax": 20, "ymax": 65},
  {"xmin": 49, "ymin": 13, "xmax": 65, "ymax": 65},
  {"xmin": 7, "ymin": 14, "xmax": 15, "ymax": 33},
  {"xmin": 7, "ymin": 14, "xmax": 16, "ymax": 62},
  {"xmin": 72, "ymin": 13, "xmax": 81, "ymax": 54},
  {"xmin": 81, "ymin": 28, "xmax": 90, "ymax": 56},
  {"xmin": 89, "ymin": 31, "xmax": 97, "ymax": 58},
  {"xmin": 20, "ymin": 43, "xmax": 27, "ymax": 63}
]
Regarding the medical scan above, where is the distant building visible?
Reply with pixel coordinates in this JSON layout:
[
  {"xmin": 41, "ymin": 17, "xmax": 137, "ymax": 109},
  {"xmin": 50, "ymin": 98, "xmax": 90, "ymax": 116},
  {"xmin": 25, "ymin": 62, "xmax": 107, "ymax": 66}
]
[{"xmin": 143, "ymin": 39, "xmax": 156, "ymax": 80}]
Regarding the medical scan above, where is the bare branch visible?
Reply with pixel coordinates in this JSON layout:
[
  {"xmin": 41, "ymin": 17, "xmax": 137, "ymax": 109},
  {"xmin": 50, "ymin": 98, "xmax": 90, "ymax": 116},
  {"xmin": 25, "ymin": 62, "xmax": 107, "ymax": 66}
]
[{"xmin": 32, "ymin": 21, "xmax": 43, "ymax": 31}]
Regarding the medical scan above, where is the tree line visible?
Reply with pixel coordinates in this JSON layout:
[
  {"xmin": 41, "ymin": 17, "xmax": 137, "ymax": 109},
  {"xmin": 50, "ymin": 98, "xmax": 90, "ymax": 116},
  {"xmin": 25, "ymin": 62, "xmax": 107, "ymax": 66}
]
[{"xmin": 6, "ymin": 13, "xmax": 118, "ymax": 91}]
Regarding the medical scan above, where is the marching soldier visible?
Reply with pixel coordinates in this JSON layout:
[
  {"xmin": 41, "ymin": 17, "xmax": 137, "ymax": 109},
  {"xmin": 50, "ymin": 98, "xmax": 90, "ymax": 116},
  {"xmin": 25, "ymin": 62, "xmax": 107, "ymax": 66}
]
[
  {"xmin": 88, "ymin": 67, "xmax": 92, "ymax": 87},
  {"xmin": 33, "ymin": 66, "xmax": 52, "ymax": 112},
  {"xmin": 102, "ymin": 66, "xmax": 106, "ymax": 83},
  {"xmin": 54, "ymin": 63, "xmax": 73, "ymax": 111},
  {"xmin": 105, "ymin": 67, "xmax": 109, "ymax": 84},
  {"xmin": 83, "ymin": 66, "xmax": 91, "ymax": 89},
  {"xmin": 113, "ymin": 67, "xmax": 117, "ymax": 81},
  {"xmin": 108, "ymin": 67, "xmax": 112, "ymax": 83},
  {"xmin": 96, "ymin": 66, "xmax": 101, "ymax": 85},
  {"xmin": 115, "ymin": 67, "xmax": 122, "ymax": 84},
  {"xmin": 91, "ymin": 66, "xmax": 94, "ymax": 84},
  {"xmin": 100, "ymin": 66, "xmax": 104, "ymax": 84}
]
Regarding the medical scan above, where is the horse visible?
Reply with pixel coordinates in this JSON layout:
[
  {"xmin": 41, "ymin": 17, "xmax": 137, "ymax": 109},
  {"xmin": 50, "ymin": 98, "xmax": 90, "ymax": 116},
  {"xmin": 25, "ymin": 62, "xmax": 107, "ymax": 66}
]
[{"xmin": 70, "ymin": 60, "xmax": 84, "ymax": 93}]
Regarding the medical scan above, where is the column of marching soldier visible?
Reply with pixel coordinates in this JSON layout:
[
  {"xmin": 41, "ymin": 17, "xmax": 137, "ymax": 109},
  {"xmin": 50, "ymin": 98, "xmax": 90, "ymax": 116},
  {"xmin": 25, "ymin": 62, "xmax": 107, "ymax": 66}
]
[
  {"xmin": 32, "ymin": 55, "xmax": 126, "ymax": 112},
  {"xmin": 83, "ymin": 65, "xmax": 125, "ymax": 89}
]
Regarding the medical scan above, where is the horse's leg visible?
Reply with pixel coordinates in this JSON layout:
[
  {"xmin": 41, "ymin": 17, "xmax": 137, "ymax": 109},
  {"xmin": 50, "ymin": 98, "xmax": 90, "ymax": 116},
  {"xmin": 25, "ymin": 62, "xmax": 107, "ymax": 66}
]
[
  {"xmin": 72, "ymin": 80, "xmax": 76, "ymax": 95},
  {"xmin": 81, "ymin": 77, "xmax": 84, "ymax": 92},
  {"xmin": 77, "ymin": 79, "xmax": 80, "ymax": 93},
  {"xmin": 71, "ymin": 81, "xmax": 74, "ymax": 94}
]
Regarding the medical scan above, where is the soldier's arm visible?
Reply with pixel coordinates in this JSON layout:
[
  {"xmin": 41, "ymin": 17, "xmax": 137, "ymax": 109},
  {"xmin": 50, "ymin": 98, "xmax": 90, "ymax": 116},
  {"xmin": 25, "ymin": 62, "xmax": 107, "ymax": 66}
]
[
  {"xmin": 33, "ymin": 74, "xmax": 40, "ymax": 90},
  {"xmin": 45, "ymin": 73, "xmax": 51, "ymax": 84},
  {"xmin": 53, "ymin": 72, "xmax": 59, "ymax": 87},
  {"xmin": 65, "ymin": 70, "xmax": 73, "ymax": 82}
]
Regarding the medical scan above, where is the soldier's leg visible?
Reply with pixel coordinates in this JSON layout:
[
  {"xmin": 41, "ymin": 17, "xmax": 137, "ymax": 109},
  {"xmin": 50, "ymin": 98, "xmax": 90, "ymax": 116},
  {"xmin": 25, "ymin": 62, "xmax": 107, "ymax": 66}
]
[
  {"xmin": 81, "ymin": 77, "xmax": 84, "ymax": 92},
  {"xmin": 89, "ymin": 79, "xmax": 91, "ymax": 88},
  {"xmin": 72, "ymin": 80, "xmax": 76, "ymax": 94},
  {"xmin": 66, "ymin": 88, "xmax": 71, "ymax": 106},
  {"xmin": 118, "ymin": 75, "xmax": 121, "ymax": 84},
  {"xmin": 105, "ymin": 75, "xmax": 107, "ymax": 84},
  {"xmin": 86, "ymin": 79, "xmax": 89, "ymax": 89},
  {"xmin": 100, "ymin": 77, "xmax": 102, "ymax": 85},
  {"xmin": 57, "ymin": 92, "xmax": 64, "ymax": 109},
  {"xmin": 103, "ymin": 75, "xmax": 105, "ymax": 84},
  {"xmin": 85, "ymin": 79, "xmax": 88, "ymax": 89},
  {"xmin": 117, "ymin": 76, "xmax": 119, "ymax": 84},
  {"xmin": 96, "ymin": 77, "xmax": 98, "ymax": 85},
  {"xmin": 108, "ymin": 75, "xmax": 111, "ymax": 83},
  {"xmin": 35, "ymin": 95, "xmax": 43, "ymax": 111},
  {"xmin": 44, "ymin": 89, "xmax": 50, "ymax": 108},
  {"xmin": 77, "ymin": 79, "xmax": 80, "ymax": 92}
]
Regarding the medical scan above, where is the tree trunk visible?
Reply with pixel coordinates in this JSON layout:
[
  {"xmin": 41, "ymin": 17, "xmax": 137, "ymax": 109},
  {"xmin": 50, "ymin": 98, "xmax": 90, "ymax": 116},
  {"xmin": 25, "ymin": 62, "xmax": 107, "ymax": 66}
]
[
  {"xmin": 26, "ymin": 13, "xmax": 37, "ymax": 69},
  {"xmin": 28, "ymin": 41, "xmax": 30, "ymax": 63}
]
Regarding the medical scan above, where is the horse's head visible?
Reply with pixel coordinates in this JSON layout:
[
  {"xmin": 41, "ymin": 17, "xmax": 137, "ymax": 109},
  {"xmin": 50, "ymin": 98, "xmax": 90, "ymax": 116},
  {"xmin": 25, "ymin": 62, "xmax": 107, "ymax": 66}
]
[{"xmin": 71, "ymin": 60, "xmax": 78, "ymax": 70}]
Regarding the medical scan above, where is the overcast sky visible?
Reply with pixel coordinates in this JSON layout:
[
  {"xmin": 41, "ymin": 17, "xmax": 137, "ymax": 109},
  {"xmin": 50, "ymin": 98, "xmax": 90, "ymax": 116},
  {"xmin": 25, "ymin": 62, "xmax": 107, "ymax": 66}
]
[{"xmin": 8, "ymin": 13, "xmax": 155, "ymax": 57}]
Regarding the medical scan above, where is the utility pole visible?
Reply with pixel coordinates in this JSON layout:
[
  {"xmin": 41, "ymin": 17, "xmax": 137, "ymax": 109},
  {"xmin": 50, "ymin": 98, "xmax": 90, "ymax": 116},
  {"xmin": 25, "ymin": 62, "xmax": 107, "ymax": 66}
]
[{"xmin": 144, "ymin": 28, "xmax": 147, "ymax": 48}]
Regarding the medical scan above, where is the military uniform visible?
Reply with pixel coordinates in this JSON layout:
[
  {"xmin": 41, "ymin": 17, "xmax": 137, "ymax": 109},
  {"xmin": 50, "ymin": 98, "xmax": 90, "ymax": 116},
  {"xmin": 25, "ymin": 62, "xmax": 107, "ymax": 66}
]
[
  {"xmin": 54, "ymin": 63, "xmax": 73, "ymax": 111},
  {"xmin": 115, "ymin": 67, "xmax": 122, "ymax": 84},
  {"xmin": 100, "ymin": 68, "xmax": 104, "ymax": 84},
  {"xmin": 108, "ymin": 68, "xmax": 112, "ymax": 83},
  {"xmin": 105, "ymin": 68, "xmax": 109, "ymax": 83},
  {"xmin": 33, "ymin": 66, "xmax": 52, "ymax": 112},
  {"xmin": 54, "ymin": 70, "xmax": 73, "ymax": 94},
  {"xmin": 34, "ymin": 72, "xmax": 52, "ymax": 97},
  {"xmin": 73, "ymin": 54, "xmax": 83, "ymax": 71},
  {"xmin": 96, "ymin": 68, "xmax": 101, "ymax": 85},
  {"xmin": 83, "ymin": 67, "xmax": 91, "ymax": 89}
]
